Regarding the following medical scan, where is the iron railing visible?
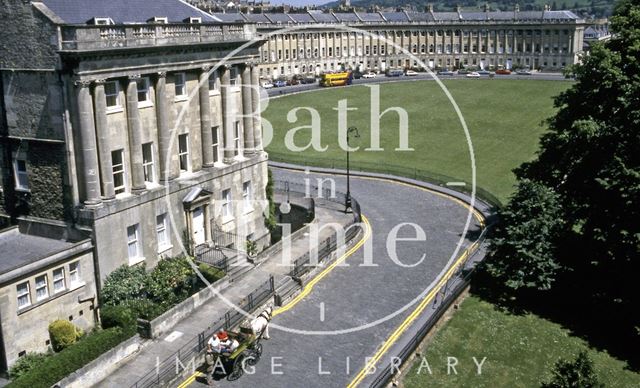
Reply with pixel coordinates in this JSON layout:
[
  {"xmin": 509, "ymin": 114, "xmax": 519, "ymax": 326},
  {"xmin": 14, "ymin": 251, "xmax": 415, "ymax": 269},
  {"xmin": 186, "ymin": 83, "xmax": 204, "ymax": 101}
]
[{"xmin": 130, "ymin": 276, "xmax": 275, "ymax": 388}]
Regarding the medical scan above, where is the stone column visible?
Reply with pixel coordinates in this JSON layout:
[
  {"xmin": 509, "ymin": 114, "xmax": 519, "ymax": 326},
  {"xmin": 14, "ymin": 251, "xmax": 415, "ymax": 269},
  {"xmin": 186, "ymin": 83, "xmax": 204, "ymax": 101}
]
[
  {"xmin": 250, "ymin": 64, "xmax": 263, "ymax": 151},
  {"xmin": 92, "ymin": 79, "xmax": 115, "ymax": 200},
  {"xmin": 199, "ymin": 67, "xmax": 214, "ymax": 168},
  {"xmin": 241, "ymin": 64, "xmax": 255, "ymax": 154},
  {"xmin": 75, "ymin": 80, "xmax": 102, "ymax": 206},
  {"xmin": 155, "ymin": 72, "xmax": 176, "ymax": 182},
  {"xmin": 221, "ymin": 66, "xmax": 235, "ymax": 162},
  {"xmin": 126, "ymin": 75, "xmax": 145, "ymax": 193}
]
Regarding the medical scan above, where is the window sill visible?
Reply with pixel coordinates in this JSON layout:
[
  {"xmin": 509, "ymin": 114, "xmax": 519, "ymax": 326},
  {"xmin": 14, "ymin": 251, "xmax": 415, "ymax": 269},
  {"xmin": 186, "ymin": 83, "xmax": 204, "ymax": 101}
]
[
  {"xmin": 128, "ymin": 256, "xmax": 146, "ymax": 266},
  {"xmin": 209, "ymin": 90, "xmax": 221, "ymax": 96},
  {"xmin": 138, "ymin": 101, "xmax": 154, "ymax": 109},
  {"xmin": 14, "ymin": 187, "xmax": 30, "ymax": 194},
  {"xmin": 243, "ymin": 207, "xmax": 254, "ymax": 215},
  {"xmin": 174, "ymin": 96, "xmax": 188, "ymax": 102},
  {"xmin": 221, "ymin": 215, "xmax": 234, "ymax": 225},
  {"xmin": 158, "ymin": 245, "xmax": 173, "ymax": 255},
  {"xmin": 106, "ymin": 107, "xmax": 124, "ymax": 114}
]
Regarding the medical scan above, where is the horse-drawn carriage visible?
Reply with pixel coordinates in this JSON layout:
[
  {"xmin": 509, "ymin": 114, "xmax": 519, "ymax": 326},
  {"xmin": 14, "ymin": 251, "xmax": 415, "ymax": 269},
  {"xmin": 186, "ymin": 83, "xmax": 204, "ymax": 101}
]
[{"xmin": 205, "ymin": 307, "xmax": 272, "ymax": 382}]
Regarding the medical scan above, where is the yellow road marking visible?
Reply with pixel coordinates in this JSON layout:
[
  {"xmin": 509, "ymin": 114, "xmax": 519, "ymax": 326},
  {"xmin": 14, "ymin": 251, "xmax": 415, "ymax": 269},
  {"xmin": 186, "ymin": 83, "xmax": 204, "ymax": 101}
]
[
  {"xmin": 177, "ymin": 168, "xmax": 485, "ymax": 387},
  {"xmin": 273, "ymin": 214, "xmax": 372, "ymax": 317}
]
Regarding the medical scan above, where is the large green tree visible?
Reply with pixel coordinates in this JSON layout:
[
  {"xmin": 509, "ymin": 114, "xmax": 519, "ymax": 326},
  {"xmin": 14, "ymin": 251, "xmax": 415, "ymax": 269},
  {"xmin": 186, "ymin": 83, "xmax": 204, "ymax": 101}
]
[{"xmin": 486, "ymin": 0, "xmax": 640, "ymax": 350}]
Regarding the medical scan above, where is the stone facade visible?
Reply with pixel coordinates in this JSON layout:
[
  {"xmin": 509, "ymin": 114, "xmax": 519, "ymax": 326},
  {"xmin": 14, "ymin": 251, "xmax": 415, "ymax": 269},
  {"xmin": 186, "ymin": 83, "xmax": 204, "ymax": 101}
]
[
  {"xmin": 215, "ymin": 9, "xmax": 586, "ymax": 78},
  {"xmin": 0, "ymin": 0, "xmax": 269, "ymax": 369}
]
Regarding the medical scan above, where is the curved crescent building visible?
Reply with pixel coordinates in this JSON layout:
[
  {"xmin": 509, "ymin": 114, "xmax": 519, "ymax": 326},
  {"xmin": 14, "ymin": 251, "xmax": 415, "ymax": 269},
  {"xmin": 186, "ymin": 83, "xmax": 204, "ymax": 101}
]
[{"xmin": 210, "ymin": 7, "xmax": 585, "ymax": 79}]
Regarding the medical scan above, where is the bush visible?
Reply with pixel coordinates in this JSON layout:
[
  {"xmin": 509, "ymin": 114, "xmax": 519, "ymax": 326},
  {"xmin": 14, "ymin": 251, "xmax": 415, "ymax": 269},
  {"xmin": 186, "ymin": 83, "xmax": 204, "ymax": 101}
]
[
  {"xmin": 197, "ymin": 263, "xmax": 226, "ymax": 284},
  {"xmin": 541, "ymin": 351, "xmax": 604, "ymax": 388},
  {"xmin": 8, "ymin": 353, "xmax": 50, "ymax": 379},
  {"xmin": 7, "ymin": 327, "xmax": 134, "ymax": 388},
  {"xmin": 48, "ymin": 320, "xmax": 82, "ymax": 352},
  {"xmin": 100, "ymin": 264, "xmax": 147, "ymax": 306},
  {"xmin": 126, "ymin": 299, "xmax": 164, "ymax": 321},
  {"xmin": 145, "ymin": 257, "xmax": 196, "ymax": 308},
  {"xmin": 100, "ymin": 304, "xmax": 137, "ymax": 330}
]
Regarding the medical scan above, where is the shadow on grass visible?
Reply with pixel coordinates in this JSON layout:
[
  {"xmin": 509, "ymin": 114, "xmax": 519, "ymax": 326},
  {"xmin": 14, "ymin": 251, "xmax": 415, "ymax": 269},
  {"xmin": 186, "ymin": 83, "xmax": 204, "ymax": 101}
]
[{"xmin": 470, "ymin": 262, "xmax": 640, "ymax": 372}]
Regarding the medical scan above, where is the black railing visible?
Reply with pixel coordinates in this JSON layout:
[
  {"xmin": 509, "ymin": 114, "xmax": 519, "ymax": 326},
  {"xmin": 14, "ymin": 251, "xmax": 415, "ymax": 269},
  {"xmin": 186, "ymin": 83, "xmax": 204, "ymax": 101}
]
[
  {"xmin": 130, "ymin": 276, "xmax": 275, "ymax": 388},
  {"xmin": 268, "ymin": 151, "xmax": 503, "ymax": 209}
]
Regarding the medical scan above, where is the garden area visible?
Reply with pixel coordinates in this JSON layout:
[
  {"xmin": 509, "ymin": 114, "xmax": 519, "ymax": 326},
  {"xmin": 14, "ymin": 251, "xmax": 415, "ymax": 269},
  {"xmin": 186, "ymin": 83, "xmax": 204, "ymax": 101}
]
[
  {"xmin": 6, "ymin": 256, "xmax": 224, "ymax": 388},
  {"xmin": 262, "ymin": 76, "xmax": 640, "ymax": 386}
]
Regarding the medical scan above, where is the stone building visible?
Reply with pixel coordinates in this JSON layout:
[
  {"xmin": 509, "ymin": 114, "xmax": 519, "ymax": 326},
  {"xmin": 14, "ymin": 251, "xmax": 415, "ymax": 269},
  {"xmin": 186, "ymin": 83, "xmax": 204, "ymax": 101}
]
[
  {"xmin": 211, "ymin": 7, "xmax": 585, "ymax": 79},
  {"xmin": 0, "ymin": 0, "xmax": 268, "ymax": 369}
]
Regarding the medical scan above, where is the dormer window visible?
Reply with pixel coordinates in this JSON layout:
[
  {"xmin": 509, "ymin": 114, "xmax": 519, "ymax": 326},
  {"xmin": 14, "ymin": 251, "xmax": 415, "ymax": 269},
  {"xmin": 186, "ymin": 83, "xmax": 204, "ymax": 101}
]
[
  {"xmin": 91, "ymin": 17, "xmax": 114, "ymax": 25},
  {"xmin": 186, "ymin": 17, "xmax": 202, "ymax": 23},
  {"xmin": 149, "ymin": 17, "xmax": 168, "ymax": 24}
]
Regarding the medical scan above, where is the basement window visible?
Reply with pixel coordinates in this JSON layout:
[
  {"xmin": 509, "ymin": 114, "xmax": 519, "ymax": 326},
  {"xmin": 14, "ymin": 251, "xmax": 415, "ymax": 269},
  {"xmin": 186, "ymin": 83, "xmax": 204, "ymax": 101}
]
[{"xmin": 13, "ymin": 157, "xmax": 29, "ymax": 191}]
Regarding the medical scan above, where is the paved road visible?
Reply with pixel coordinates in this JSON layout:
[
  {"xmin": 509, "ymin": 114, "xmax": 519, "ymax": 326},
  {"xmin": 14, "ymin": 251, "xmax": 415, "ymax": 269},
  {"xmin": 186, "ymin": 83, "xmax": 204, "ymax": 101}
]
[
  {"xmin": 266, "ymin": 71, "xmax": 570, "ymax": 98},
  {"xmin": 186, "ymin": 167, "xmax": 483, "ymax": 387}
]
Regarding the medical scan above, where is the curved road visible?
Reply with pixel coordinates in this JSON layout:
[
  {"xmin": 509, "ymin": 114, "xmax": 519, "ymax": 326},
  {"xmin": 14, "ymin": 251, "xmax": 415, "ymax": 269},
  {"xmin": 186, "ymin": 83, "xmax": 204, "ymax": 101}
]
[{"xmin": 185, "ymin": 167, "xmax": 486, "ymax": 387}]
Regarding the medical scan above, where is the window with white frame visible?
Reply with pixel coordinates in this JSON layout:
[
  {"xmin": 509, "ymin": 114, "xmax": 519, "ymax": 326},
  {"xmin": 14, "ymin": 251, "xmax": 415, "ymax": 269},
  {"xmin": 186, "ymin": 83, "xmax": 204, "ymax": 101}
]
[
  {"xmin": 105, "ymin": 81, "xmax": 120, "ymax": 109},
  {"xmin": 112, "ymin": 150, "xmax": 126, "ymax": 194},
  {"xmin": 233, "ymin": 122, "xmax": 241, "ymax": 155},
  {"xmin": 178, "ymin": 134, "xmax": 190, "ymax": 172},
  {"xmin": 137, "ymin": 77, "xmax": 151, "ymax": 104},
  {"xmin": 52, "ymin": 268, "xmax": 66, "ymax": 293},
  {"xmin": 156, "ymin": 213, "xmax": 170, "ymax": 251},
  {"xmin": 142, "ymin": 142, "xmax": 155, "ymax": 183},
  {"xmin": 174, "ymin": 73, "xmax": 187, "ymax": 98},
  {"xmin": 242, "ymin": 181, "xmax": 252, "ymax": 212},
  {"xmin": 35, "ymin": 275, "xmax": 48, "ymax": 301},
  {"xmin": 127, "ymin": 224, "xmax": 141, "ymax": 262},
  {"xmin": 212, "ymin": 126, "xmax": 220, "ymax": 163},
  {"xmin": 229, "ymin": 68, "xmax": 238, "ymax": 86},
  {"xmin": 13, "ymin": 157, "xmax": 28, "ymax": 191},
  {"xmin": 222, "ymin": 189, "xmax": 232, "ymax": 218},
  {"xmin": 17, "ymin": 282, "xmax": 30, "ymax": 309},
  {"xmin": 69, "ymin": 261, "xmax": 80, "ymax": 286},
  {"xmin": 208, "ymin": 71, "xmax": 218, "ymax": 92}
]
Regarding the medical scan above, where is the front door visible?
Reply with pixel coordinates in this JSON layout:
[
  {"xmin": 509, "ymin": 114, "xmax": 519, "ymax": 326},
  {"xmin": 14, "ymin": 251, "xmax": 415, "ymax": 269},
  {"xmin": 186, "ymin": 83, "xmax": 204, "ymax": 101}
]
[{"xmin": 192, "ymin": 206, "xmax": 205, "ymax": 246}]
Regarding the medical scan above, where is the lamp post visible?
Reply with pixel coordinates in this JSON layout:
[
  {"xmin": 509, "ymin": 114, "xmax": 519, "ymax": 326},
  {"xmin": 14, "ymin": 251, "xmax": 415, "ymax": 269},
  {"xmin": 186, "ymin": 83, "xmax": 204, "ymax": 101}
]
[{"xmin": 345, "ymin": 126, "xmax": 359, "ymax": 213}]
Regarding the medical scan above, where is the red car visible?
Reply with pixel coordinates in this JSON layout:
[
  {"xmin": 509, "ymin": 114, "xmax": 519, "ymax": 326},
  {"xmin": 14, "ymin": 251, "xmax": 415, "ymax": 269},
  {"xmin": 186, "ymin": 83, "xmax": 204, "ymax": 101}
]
[{"xmin": 496, "ymin": 69, "xmax": 512, "ymax": 75}]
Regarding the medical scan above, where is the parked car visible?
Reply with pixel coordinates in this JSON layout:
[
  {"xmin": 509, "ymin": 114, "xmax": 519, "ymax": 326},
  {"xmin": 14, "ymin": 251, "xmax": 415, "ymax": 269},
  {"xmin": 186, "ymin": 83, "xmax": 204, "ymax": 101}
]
[
  {"xmin": 386, "ymin": 69, "xmax": 404, "ymax": 77},
  {"xmin": 495, "ymin": 69, "xmax": 512, "ymax": 75},
  {"xmin": 286, "ymin": 78, "xmax": 299, "ymax": 86},
  {"xmin": 477, "ymin": 70, "xmax": 494, "ymax": 75},
  {"xmin": 274, "ymin": 80, "xmax": 287, "ymax": 87},
  {"xmin": 437, "ymin": 69, "xmax": 455, "ymax": 76},
  {"xmin": 466, "ymin": 72, "xmax": 481, "ymax": 78},
  {"xmin": 405, "ymin": 70, "xmax": 418, "ymax": 76},
  {"xmin": 260, "ymin": 81, "xmax": 274, "ymax": 89},
  {"xmin": 516, "ymin": 69, "xmax": 532, "ymax": 75},
  {"xmin": 457, "ymin": 68, "xmax": 471, "ymax": 75},
  {"xmin": 301, "ymin": 76, "xmax": 316, "ymax": 84},
  {"xmin": 362, "ymin": 72, "xmax": 377, "ymax": 79}
]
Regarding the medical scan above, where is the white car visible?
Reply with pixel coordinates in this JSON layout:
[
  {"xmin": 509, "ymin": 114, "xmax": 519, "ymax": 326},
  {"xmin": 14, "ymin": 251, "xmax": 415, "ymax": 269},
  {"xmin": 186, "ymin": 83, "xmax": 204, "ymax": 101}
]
[
  {"xmin": 405, "ymin": 70, "xmax": 419, "ymax": 76},
  {"xmin": 362, "ymin": 72, "xmax": 377, "ymax": 79},
  {"xmin": 466, "ymin": 72, "xmax": 481, "ymax": 78},
  {"xmin": 261, "ymin": 81, "xmax": 274, "ymax": 89}
]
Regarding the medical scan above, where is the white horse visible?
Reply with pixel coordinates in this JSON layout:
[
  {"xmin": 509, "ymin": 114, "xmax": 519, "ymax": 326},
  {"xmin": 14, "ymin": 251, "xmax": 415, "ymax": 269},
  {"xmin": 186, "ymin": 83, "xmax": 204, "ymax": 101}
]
[{"xmin": 250, "ymin": 306, "xmax": 273, "ymax": 340}]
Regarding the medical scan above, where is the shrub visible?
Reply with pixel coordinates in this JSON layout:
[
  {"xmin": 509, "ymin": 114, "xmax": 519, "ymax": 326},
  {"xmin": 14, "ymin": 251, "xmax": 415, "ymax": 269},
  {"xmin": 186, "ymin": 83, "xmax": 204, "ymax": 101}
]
[
  {"xmin": 100, "ymin": 264, "xmax": 147, "ymax": 306},
  {"xmin": 100, "ymin": 304, "xmax": 137, "ymax": 330},
  {"xmin": 197, "ymin": 263, "xmax": 226, "ymax": 284},
  {"xmin": 8, "ymin": 353, "xmax": 50, "ymax": 379},
  {"xmin": 146, "ymin": 257, "xmax": 197, "ymax": 308},
  {"xmin": 126, "ymin": 299, "xmax": 164, "ymax": 321},
  {"xmin": 7, "ymin": 327, "xmax": 134, "ymax": 387},
  {"xmin": 48, "ymin": 320, "xmax": 82, "ymax": 352},
  {"xmin": 541, "ymin": 351, "xmax": 604, "ymax": 388}
]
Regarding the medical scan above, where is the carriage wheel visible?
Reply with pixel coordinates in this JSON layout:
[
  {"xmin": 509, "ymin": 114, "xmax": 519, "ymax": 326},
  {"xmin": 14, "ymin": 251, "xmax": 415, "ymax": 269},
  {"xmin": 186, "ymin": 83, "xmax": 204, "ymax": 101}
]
[
  {"xmin": 246, "ymin": 343, "xmax": 263, "ymax": 366},
  {"xmin": 227, "ymin": 356, "xmax": 244, "ymax": 381}
]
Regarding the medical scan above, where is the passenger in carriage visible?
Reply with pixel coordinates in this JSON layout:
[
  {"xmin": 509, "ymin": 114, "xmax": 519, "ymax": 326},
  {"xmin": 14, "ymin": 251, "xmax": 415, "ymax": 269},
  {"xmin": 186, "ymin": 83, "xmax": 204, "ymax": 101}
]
[{"xmin": 208, "ymin": 330, "xmax": 239, "ymax": 355}]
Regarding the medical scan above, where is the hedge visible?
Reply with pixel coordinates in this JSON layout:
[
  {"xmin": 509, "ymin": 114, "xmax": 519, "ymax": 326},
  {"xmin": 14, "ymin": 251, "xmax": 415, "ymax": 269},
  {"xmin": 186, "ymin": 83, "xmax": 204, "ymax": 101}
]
[{"xmin": 7, "ymin": 326, "xmax": 135, "ymax": 388}]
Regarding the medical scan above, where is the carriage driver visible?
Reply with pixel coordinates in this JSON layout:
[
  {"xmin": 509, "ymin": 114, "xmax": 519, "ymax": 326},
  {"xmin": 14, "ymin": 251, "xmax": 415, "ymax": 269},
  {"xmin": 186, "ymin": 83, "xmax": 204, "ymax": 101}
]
[{"xmin": 207, "ymin": 330, "xmax": 239, "ymax": 355}]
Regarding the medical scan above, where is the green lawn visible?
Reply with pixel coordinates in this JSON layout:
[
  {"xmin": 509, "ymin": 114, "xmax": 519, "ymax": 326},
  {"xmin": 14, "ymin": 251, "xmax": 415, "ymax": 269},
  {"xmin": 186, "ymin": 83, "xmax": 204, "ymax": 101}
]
[
  {"xmin": 402, "ymin": 296, "xmax": 640, "ymax": 388},
  {"xmin": 264, "ymin": 79, "xmax": 570, "ymax": 203}
]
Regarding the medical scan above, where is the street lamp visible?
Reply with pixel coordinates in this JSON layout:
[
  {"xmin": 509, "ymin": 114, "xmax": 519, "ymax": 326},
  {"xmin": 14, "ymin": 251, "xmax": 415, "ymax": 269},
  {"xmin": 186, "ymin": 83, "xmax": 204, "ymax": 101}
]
[{"xmin": 345, "ymin": 126, "xmax": 360, "ymax": 213}]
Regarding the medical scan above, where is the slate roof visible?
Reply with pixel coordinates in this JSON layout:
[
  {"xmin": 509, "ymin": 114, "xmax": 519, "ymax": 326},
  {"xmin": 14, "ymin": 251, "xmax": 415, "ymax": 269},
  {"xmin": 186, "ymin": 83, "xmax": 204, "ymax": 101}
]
[
  {"xmin": 0, "ymin": 228, "xmax": 75, "ymax": 275},
  {"xmin": 287, "ymin": 13, "xmax": 315, "ymax": 23},
  {"xmin": 381, "ymin": 12, "xmax": 410, "ymax": 22},
  {"xmin": 40, "ymin": 0, "xmax": 220, "ymax": 24}
]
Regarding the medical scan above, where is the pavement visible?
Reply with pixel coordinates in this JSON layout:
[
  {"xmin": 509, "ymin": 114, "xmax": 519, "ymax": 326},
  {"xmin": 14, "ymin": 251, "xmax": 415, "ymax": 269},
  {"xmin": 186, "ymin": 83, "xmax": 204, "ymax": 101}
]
[
  {"xmin": 96, "ymin": 186, "xmax": 354, "ymax": 387},
  {"xmin": 181, "ymin": 166, "xmax": 488, "ymax": 388}
]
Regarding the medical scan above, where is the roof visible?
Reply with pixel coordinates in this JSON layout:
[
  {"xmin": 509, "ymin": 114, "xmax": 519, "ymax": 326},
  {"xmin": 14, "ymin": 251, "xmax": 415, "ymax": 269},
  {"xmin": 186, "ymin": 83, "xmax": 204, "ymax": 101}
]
[
  {"xmin": 0, "ymin": 227, "xmax": 75, "ymax": 275},
  {"xmin": 39, "ymin": 0, "xmax": 220, "ymax": 24}
]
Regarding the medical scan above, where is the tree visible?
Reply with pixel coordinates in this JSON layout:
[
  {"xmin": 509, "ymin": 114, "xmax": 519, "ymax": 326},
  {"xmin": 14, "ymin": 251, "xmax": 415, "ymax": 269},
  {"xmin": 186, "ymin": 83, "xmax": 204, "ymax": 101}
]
[
  {"xmin": 485, "ymin": 179, "xmax": 564, "ymax": 290},
  {"xmin": 541, "ymin": 351, "xmax": 604, "ymax": 388}
]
